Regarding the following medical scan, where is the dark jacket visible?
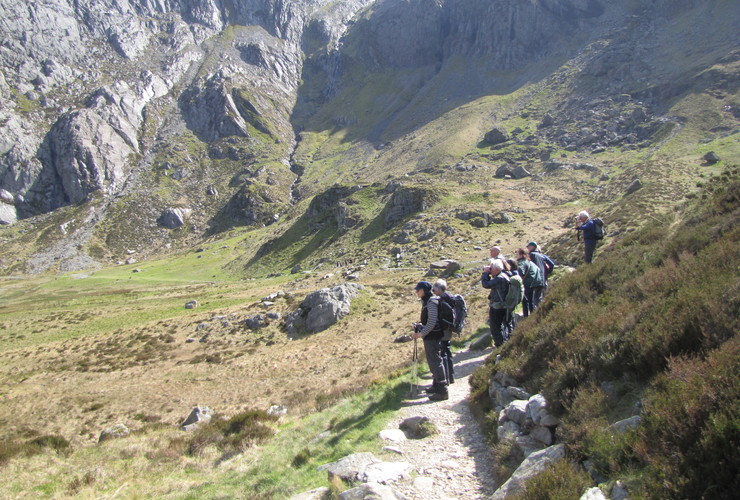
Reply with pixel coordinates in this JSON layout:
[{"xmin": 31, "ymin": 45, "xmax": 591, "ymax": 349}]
[
  {"xmin": 530, "ymin": 250, "xmax": 555, "ymax": 279},
  {"xmin": 577, "ymin": 219, "xmax": 597, "ymax": 242},
  {"xmin": 419, "ymin": 295, "xmax": 443, "ymax": 340},
  {"xmin": 481, "ymin": 272, "xmax": 510, "ymax": 309}
]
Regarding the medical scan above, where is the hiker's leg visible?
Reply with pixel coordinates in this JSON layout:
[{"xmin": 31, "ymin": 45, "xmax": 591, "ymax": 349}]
[
  {"xmin": 423, "ymin": 338, "xmax": 447, "ymax": 390},
  {"xmin": 531, "ymin": 286, "xmax": 543, "ymax": 311},
  {"xmin": 490, "ymin": 308, "xmax": 506, "ymax": 347},
  {"xmin": 522, "ymin": 288, "xmax": 532, "ymax": 317},
  {"xmin": 584, "ymin": 240, "xmax": 596, "ymax": 264}
]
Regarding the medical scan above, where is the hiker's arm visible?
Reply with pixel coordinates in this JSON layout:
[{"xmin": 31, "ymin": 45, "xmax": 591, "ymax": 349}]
[
  {"xmin": 419, "ymin": 300, "xmax": 438, "ymax": 337},
  {"xmin": 481, "ymin": 272, "xmax": 495, "ymax": 289}
]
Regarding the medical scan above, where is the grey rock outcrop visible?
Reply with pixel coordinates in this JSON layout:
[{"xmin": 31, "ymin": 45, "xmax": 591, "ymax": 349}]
[
  {"xmin": 485, "ymin": 127, "xmax": 510, "ymax": 145},
  {"xmin": 180, "ymin": 405, "xmax": 214, "ymax": 431},
  {"xmin": 158, "ymin": 207, "xmax": 192, "ymax": 229},
  {"xmin": 625, "ymin": 179, "xmax": 643, "ymax": 195},
  {"xmin": 98, "ymin": 423, "xmax": 130, "ymax": 443},
  {"xmin": 703, "ymin": 151, "xmax": 720, "ymax": 164},
  {"xmin": 384, "ymin": 187, "xmax": 440, "ymax": 228},
  {"xmin": 491, "ymin": 444, "xmax": 566, "ymax": 500},
  {"xmin": 0, "ymin": 200, "xmax": 17, "ymax": 225},
  {"xmin": 285, "ymin": 283, "xmax": 363, "ymax": 335}
]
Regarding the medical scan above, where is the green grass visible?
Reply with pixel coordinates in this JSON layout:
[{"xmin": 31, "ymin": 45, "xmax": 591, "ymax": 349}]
[{"xmin": 0, "ymin": 371, "xmax": 412, "ymax": 499}]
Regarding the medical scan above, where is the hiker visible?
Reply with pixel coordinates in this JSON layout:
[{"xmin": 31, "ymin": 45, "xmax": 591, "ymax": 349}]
[
  {"xmin": 489, "ymin": 245, "xmax": 504, "ymax": 260},
  {"xmin": 575, "ymin": 211, "xmax": 598, "ymax": 263},
  {"xmin": 516, "ymin": 248, "xmax": 544, "ymax": 317},
  {"xmin": 503, "ymin": 258, "xmax": 522, "ymax": 336},
  {"xmin": 481, "ymin": 259, "xmax": 510, "ymax": 348},
  {"xmin": 411, "ymin": 281, "xmax": 448, "ymax": 401},
  {"xmin": 432, "ymin": 279, "xmax": 455, "ymax": 385},
  {"xmin": 526, "ymin": 241, "xmax": 555, "ymax": 296}
]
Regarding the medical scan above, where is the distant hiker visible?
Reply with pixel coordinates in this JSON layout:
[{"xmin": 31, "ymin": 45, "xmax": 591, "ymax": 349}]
[
  {"xmin": 412, "ymin": 281, "xmax": 448, "ymax": 401},
  {"xmin": 516, "ymin": 248, "xmax": 544, "ymax": 317},
  {"xmin": 575, "ymin": 211, "xmax": 598, "ymax": 263},
  {"xmin": 489, "ymin": 245, "xmax": 504, "ymax": 260},
  {"xmin": 432, "ymin": 279, "xmax": 455, "ymax": 385},
  {"xmin": 481, "ymin": 259, "xmax": 510, "ymax": 348},
  {"xmin": 526, "ymin": 241, "xmax": 555, "ymax": 296}
]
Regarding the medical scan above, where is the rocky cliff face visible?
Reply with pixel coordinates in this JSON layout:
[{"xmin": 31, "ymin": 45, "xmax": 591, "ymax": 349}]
[{"xmin": 0, "ymin": 0, "xmax": 736, "ymax": 271}]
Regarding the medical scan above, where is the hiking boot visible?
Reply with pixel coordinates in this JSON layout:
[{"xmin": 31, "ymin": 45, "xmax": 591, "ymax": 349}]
[
  {"xmin": 448, "ymin": 374, "xmax": 455, "ymax": 384},
  {"xmin": 428, "ymin": 391, "xmax": 449, "ymax": 401},
  {"xmin": 425, "ymin": 384, "xmax": 443, "ymax": 395}
]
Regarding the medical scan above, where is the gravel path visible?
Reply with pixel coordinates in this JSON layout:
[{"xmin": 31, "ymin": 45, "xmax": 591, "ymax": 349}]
[{"xmin": 386, "ymin": 346, "xmax": 498, "ymax": 499}]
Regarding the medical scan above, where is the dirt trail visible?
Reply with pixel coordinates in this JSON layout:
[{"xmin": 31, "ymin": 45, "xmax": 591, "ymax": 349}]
[{"xmin": 387, "ymin": 346, "xmax": 498, "ymax": 499}]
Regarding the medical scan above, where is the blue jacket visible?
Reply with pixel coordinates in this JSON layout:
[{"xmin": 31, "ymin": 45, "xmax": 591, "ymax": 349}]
[
  {"xmin": 577, "ymin": 219, "xmax": 597, "ymax": 242},
  {"xmin": 481, "ymin": 272, "xmax": 510, "ymax": 308}
]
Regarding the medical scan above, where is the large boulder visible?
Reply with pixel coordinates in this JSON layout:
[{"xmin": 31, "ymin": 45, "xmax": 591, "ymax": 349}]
[
  {"xmin": 491, "ymin": 444, "xmax": 566, "ymax": 499},
  {"xmin": 485, "ymin": 127, "xmax": 510, "ymax": 145},
  {"xmin": 285, "ymin": 283, "xmax": 364, "ymax": 335},
  {"xmin": 158, "ymin": 207, "xmax": 192, "ymax": 229},
  {"xmin": 0, "ymin": 200, "xmax": 17, "ymax": 225}
]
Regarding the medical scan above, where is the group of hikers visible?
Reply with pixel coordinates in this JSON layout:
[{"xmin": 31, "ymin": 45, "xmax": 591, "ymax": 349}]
[{"xmin": 410, "ymin": 211, "xmax": 602, "ymax": 401}]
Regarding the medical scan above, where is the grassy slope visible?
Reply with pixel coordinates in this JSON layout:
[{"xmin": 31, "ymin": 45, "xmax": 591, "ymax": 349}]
[{"xmin": 470, "ymin": 172, "xmax": 739, "ymax": 499}]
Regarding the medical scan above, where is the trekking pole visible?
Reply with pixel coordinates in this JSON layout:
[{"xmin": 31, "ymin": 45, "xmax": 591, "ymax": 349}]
[{"xmin": 409, "ymin": 338, "xmax": 419, "ymax": 397}]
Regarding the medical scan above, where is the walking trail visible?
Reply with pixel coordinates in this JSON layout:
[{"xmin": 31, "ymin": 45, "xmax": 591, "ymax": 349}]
[{"xmin": 386, "ymin": 346, "xmax": 498, "ymax": 499}]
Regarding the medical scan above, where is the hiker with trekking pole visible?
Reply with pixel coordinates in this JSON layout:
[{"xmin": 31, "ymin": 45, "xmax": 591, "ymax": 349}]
[{"xmin": 411, "ymin": 281, "xmax": 449, "ymax": 401}]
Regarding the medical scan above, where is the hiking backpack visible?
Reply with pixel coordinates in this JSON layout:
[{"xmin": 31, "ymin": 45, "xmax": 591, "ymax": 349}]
[
  {"xmin": 593, "ymin": 218, "xmax": 605, "ymax": 240},
  {"xmin": 438, "ymin": 294, "xmax": 467, "ymax": 335},
  {"xmin": 438, "ymin": 298, "xmax": 455, "ymax": 333},
  {"xmin": 504, "ymin": 275, "xmax": 523, "ymax": 310},
  {"xmin": 451, "ymin": 294, "xmax": 467, "ymax": 334}
]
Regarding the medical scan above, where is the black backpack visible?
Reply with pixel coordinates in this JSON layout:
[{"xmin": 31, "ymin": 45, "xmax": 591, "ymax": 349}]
[
  {"xmin": 439, "ymin": 294, "xmax": 467, "ymax": 335},
  {"xmin": 593, "ymin": 218, "xmax": 605, "ymax": 240}
]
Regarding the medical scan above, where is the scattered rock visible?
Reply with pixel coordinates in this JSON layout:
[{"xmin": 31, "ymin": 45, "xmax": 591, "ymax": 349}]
[
  {"xmin": 289, "ymin": 487, "xmax": 331, "ymax": 500},
  {"xmin": 0, "ymin": 201, "xmax": 17, "ymax": 225},
  {"xmin": 607, "ymin": 415, "xmax": 641, "ymax": 435},
  {"xmin": 399, "ymin": 416, "xmax": 439, "ymax": 439},
  {"xmin": 624, "ymin": 179, "xmax": 643, "ymax": 195},
  {"xmin": 244, "ymin": 314, "xmax": 267, "ymax": 330},
  {"xmin": 185, "ymin": 300, "xmax": 198, "ymax": 309},
  {"xmin": 610, "ymin": 480, "xmax": 629, "ymax": 500},
  {"xmin": 319, "ymin": 452, "xmax": 379, "ymax": 483},
  {"xmin": 470, "ymin": 332, "xmax": 492, "ymax": 350},
  {"xmin": 539, "ymin": 113, "xmax": 555, "ymax": 128},
  {"xmin": 362, "ymin": 461, "xmax": 413, "ymax": 483},
  {"xmin": 383, "ymin": 446, "xmax": 403, "ymax": 455},
  {"xmin": 428, "ymin": 259, "xmax": 461, "ymax": 276},
  {"xmin": 394, "ymin": 335, "xmax": 413, "ymax": 343},
  {"xmin": 158, "ymin": 207, "xmax": 192, "ymax": 229},
  {"xmin": 529, "ymin": 425, "xmax": 554, "ymax": 446},
  {"xmin": 379, "ymin": 429, "xmax": 407, "ymax": 443},
  {"xmin": 703, "ymin": 151, "xmax": 720, "ymax": 164},
  {"xmin": 98, "ymin": 423, "xmax": 130, "ymax": 443},
  {"xmin": 338, "ymin": 482, "xmax": 407, "ymax": 500},
  {"xmin": 504, "ymin": 400, "xmax": 529, "ymax": 426},
  {"xmin": 180, "ymin": 405, "xmax": 213, "ymax": 432},
  {"xmin": 581, "ymin": 487, "xmax": 608, "ymax": 500},
  {"xmin": 485, "ymin": 127, "xmax": 510, "ymax": 145},
  {"xmin": 491, "ymin": 444, "xmax": 566, "ymax": 499},
  {"xmin": 267, "ymin": 405, "xmax": 288, "ymax": 418}
]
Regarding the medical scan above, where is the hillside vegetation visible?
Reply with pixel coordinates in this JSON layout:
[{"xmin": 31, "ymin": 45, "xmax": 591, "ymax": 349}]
[{"xmin": 471, "ymin": 172, "xmax": 740, "ymax": 498}]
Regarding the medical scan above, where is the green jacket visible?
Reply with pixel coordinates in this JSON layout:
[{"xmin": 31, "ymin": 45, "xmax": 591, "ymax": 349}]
[{"xmin": 517, "ymin": 258, "xmax": 544, "ymax": 288}]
